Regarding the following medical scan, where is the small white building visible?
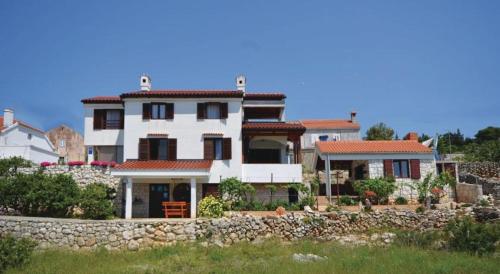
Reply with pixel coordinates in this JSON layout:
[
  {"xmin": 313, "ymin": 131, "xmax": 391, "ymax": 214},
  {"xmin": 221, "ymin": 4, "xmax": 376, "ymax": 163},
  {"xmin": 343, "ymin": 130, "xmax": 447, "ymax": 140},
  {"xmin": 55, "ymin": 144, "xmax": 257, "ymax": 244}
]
[
  {"xmin": 0, "ymin": 108, "xmax": 58, "ymax": 163},
  {"xmin": 82, "ymin": 75, "xmax": 306, "ymax": 219}
]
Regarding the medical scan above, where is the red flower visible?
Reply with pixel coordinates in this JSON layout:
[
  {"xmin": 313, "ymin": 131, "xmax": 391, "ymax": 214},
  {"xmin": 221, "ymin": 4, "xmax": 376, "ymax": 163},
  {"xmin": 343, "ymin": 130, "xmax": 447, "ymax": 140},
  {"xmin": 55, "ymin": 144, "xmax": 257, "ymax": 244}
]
[
  {"xmin": 68, "ymin": 161, "xmax": 84, "ymax": 166},
  {"xmin": 90, "ymin": 160, "xmax": 101, "ymax": 166},
  {"xmin": 109, "ymin": 161, "xmax": 116, "ymax": 167},
  {"xmin": 364, "ymin": 191, "xmax": 377, "ymax": 198},
  {"xmin": 431, "ymin": 187, "xmax": 444, "ymax": 195},
  {"xmin": 40, "ymin": 162, "xmax": 51, "ymax": 167}
]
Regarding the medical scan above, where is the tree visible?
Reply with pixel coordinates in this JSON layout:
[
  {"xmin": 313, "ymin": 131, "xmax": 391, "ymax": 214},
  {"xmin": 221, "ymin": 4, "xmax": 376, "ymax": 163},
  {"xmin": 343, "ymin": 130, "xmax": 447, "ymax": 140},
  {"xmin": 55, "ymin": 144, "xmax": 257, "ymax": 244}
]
[
  {"xmin": 264, "ymin": 184, "xmax": 277, "ymax": 203},
  {"xmin": 418, "ymin": 133, "xmax": 431, "ymax": 143},
  {"xmin": 365, "ymin": 123, "xmax": 394, "ymax": 140},
  {"xmin": 475, "ymin": 126, "xmax": 500, "ymax": 144}
]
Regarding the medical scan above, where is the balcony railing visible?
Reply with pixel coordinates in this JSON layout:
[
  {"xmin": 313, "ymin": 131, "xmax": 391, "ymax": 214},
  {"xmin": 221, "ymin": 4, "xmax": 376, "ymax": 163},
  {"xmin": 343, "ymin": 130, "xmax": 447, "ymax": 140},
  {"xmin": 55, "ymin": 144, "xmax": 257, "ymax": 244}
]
[
  {"xmin": 242, "ymin": 164, "xmax": 302, "ymax": 183},
  {"xmin": 104, "ymin": 119, "xmax": 122, "ymax": 129}
]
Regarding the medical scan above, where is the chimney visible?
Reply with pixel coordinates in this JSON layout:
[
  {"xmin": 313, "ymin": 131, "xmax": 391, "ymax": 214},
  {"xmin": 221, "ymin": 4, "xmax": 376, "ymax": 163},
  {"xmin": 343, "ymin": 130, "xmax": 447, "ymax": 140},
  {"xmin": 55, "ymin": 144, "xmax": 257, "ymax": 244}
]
[
  {"xmin": 404, "ymin": 132, "xmax": 419, "ymax": 141},
  {"xmin": 3, "ymin": 108, "xmax": 14, "ymax": 128},
  {"xmin": 236, "ymin": 75, "xmax": 246, "ymax": 92},
  {"xmin": 350, "ymin": 111, "xmax": 357, "ymax": 123},
  {"xmin": 140, "ymin": 74, "xmax": 152, "ymax": 91}
]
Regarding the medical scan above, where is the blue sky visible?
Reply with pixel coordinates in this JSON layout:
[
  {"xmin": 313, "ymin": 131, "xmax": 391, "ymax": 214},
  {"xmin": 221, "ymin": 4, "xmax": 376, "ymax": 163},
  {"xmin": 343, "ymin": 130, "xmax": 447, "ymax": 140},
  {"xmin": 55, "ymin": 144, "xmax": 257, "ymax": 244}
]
[{"xmin": 0, "ymin": 1, "xmax": 498, "ymax": 137}]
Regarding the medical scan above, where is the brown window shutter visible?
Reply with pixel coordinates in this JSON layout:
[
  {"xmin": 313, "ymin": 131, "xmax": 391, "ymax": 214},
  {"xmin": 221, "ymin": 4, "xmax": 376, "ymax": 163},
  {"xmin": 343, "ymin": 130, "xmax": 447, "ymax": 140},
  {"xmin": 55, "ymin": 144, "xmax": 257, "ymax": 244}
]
[
  {"xmin": 93, "ymin": 109, "xmax": 105, "ymax": 129},
  {"xmin": 138, "ymin": 138, "xmax": 150, "ymax": 161},
  {"xmin": 197, "ymin": 103, "xmax": 206, "ymax": 119},
  {"xmin": 410, "ymin": 159, "xmax": 421, "ymax": 179},
  {"xmin": 142, "ymin": 103, "xmax": 151, "ymax": 119},
  {"xmin": 166, "ymin": 103, "xmax": 174, "ymax": 119},
  {"xmin": 383, "ymin": 159, "xmax": 393, "ymax": 177},
  {"xmin": 220, "ymin": 103, "xmax": 228, "ymax": 119},
  {"xmin": 204, "ymin": 139, "xmax": 214, "ymax": 160},
  {"xmin": 119, "ymin": 109, "xmax": 124, "ymax": 129},
  {"xmin": 167, "ymin": 139, "xmax": 177, "ymax": 160},
  {"xmin": 223, "ymin": 138, "xmax": 232, "ymax": 160}
]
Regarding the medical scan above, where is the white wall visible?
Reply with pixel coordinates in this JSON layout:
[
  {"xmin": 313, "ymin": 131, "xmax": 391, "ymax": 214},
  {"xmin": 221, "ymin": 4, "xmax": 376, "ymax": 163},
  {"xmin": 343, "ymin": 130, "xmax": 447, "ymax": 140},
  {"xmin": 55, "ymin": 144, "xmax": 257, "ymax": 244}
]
[
  {"xmin": 83, "ymin": 104, "xmax": 124, "ymax": 146},
  {"xmin": 122, "ymin": 98, "xmax": 243, "ymax": 183},
  {"xmin": 302, "ymin": 128, "xmax": 360, "ymax": 149}
]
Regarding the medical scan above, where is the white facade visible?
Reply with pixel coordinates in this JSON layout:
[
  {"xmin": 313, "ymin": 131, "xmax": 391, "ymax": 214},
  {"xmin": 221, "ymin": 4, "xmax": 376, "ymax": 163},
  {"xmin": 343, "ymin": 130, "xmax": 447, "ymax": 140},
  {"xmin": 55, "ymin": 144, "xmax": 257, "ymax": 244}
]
[
  {"xmin": 0, "ymin": 112, "xmax": 58, "ymax": 163},
  {"xmin": 302, "ymin": 128, "xmax": 360, "ymax": 149}
]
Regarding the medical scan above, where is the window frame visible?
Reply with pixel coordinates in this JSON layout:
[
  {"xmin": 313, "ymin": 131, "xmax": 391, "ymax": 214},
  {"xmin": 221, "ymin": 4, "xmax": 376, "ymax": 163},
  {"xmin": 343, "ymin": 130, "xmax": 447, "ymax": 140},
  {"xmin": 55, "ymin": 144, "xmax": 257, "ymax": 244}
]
[
  {"xmin": 206, "ymin": 103, "xmax": 221, "ymax": 119},
  {"xmin": 151, "ymin": 103, "xmax": 167, "ymax": 120},
  {"xmin": 392, "ymin": 160, "xmax": 410, "ymax": 178}
]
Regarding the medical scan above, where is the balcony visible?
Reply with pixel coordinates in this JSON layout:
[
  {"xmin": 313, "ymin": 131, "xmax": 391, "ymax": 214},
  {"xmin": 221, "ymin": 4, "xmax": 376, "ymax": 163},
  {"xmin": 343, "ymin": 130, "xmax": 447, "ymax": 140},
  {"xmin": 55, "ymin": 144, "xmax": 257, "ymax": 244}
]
[{"xmin": 241, "ymin": 164, "xmax": 302, "ymax": 183}]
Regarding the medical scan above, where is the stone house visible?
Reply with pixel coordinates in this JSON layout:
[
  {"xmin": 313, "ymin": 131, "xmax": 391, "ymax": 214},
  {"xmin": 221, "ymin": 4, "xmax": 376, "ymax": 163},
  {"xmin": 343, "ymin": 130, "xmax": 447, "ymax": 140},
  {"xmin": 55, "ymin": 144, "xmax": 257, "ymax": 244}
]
[
  {"xmin": 314, "ymin": 132, "xmax": 438, "ymax": 201},
  {"xmin": 46, "ymin": 125, "xmax": 85, "ymax": 163}
]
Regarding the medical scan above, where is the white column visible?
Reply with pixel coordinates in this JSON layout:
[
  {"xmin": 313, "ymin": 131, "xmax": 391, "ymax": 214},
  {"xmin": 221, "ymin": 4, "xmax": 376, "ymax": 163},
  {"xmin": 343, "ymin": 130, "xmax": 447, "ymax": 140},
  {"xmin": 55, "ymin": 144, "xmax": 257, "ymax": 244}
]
[
  {"xmin": 125, "ymin": 177, "xmax": 133, "ymax": 219},
  {"xmin": 325, "ymin": 154, "xmax": 332, "ymax": 204},
  {"xmin": 190, "ymin": 178, "xmax": 197, "ymax": 218}
]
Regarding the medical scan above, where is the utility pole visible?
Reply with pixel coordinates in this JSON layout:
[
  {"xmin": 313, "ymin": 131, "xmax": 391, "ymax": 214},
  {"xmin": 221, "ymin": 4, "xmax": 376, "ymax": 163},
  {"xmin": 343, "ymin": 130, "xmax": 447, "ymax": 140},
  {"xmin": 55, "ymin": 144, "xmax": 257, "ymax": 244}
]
[{"xmin": 332, "ymin": 170, "xmax": 343, "ymax": 206}]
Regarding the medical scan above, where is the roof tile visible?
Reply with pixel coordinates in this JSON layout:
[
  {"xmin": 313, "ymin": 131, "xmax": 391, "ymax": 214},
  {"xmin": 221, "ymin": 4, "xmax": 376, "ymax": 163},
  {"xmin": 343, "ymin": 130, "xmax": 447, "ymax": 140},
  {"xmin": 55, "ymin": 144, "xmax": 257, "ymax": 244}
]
[
  {"xmin": 316, "ymin": 140, "xmax": 432, "ymax": 154},
  {"xmin": 114, "ymin": 160, "xmax": 213, "ymax": 170},
  {"xmin": 81, "ymin": 96, "xmax": 122, "ymax": 104},
  {"xmin": 301, "ymin": 119, "xmax": 360, "ymax": 130}
]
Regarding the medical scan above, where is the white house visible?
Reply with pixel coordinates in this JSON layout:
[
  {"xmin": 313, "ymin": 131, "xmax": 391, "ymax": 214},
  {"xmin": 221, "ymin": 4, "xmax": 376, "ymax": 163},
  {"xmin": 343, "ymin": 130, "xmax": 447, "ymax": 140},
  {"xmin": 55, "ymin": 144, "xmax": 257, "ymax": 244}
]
[
  {"xmin": 0, "ymin": 108, "xmax": 58, "ymax": 163},
  {"xmin": 82, "ymin": 75, "xmax": 306, "ymax": 219}
]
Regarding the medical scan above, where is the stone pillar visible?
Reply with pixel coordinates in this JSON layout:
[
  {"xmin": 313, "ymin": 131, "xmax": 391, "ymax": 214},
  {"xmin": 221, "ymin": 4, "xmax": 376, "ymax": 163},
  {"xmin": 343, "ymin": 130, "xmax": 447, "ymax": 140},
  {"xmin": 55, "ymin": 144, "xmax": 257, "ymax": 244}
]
[
  {"xmin": 125, "ymin": 177, "xmax": 133, "ymax": 219},
  {"xmin": 190, "ymin": 178, "xmax": 197, "ymax": 218}
]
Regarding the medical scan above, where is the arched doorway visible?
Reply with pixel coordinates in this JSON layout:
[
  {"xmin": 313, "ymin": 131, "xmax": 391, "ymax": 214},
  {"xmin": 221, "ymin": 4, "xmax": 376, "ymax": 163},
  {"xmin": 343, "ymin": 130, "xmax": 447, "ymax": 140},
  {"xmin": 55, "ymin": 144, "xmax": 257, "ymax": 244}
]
[{"xmin": 173, "ymin": 183, "xmax": 191, "ymax": 203}]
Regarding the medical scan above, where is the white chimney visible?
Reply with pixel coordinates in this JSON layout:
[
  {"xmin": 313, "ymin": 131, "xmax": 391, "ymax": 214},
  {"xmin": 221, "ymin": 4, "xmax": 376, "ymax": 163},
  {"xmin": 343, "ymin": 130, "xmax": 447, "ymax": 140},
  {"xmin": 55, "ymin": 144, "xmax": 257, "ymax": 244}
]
[
  {"xmin": 350, "ymin": 111, "xmax": 357, "ymax": 123},
  {"xmin": 236, "ymin": 75, "xmax": 246, "ymax": 92},
  {"xmin": 3, "ymin": 108, "xmax": 14, "ymax": 128},
  {"xmin": 140, "ymin": 74, "xmax": 152, "ymax": 91}
]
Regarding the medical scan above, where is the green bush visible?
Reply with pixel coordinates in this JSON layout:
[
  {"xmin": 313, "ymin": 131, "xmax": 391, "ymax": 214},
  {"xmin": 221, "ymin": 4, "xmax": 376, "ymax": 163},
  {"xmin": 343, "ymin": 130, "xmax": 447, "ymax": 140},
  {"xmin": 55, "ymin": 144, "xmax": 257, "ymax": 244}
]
[
  {"xmin": 198, "ymin": 196, "xmax": 224, "ymax": 218},
  {"xmin": 395, "ymin": 196, "xmax": 408, "ymax": 205},
  {"xmin": 0, "ymin": 235, "xmax": 36, "ymax": 273},
  {"xmin": 0, "ymin": 157, "xmax": 32, "ymax": 177},
  {"xmin": 79, "ymin": 183, "xmax": 115, "ymax": 219},
  {"xmin": 415, "ymin": 206, "xmax": 425, "ymax": 213},
  {"xmin": 353, "ymin": 178, "xmax": 396, "ymax": 204},
  {"xmin": 339, "ymin": 196, "xmax": 356, "ymax": 206},
  {"xmin": 266, "ymin": 199, "xmax": 289, "ymax": 211},
  {"xmin": 395, "ymin": 230, "xmax": 441, "ymax": 248},
  {"xmin": 445, "ymin": 217, "xmax": 500, "ymax": 256},
  {"xmin": 0, "ymin": 173, "xmax": 80, "ymax": 217}
]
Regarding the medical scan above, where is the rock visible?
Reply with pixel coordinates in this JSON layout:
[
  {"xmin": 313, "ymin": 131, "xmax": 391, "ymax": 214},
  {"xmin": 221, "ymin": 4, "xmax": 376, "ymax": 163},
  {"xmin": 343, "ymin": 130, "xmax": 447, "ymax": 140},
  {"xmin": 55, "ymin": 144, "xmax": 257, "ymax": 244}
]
[
  {"xmin": 292, "ymin": 253, "xmax": 327, "ymax": 263},
  {"xmin": 303, "ymin": 206, "xmax": 314, "ymax": 214},
  {"xmin": 128, "ymin": 240, "xmax": 139, "ymax": 251}
]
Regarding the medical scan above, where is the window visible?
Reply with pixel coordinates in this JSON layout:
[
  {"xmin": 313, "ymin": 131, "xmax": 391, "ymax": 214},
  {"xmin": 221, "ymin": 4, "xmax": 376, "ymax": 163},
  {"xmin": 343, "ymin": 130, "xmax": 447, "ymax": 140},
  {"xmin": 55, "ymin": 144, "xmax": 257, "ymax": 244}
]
[
  {"xmin": 393, "ymin": 160, "xmax": 409, "ymax": 178},
  {"xmin": 27, "ymin": 134, "xmax": 32, "ymax": 140},
  {"xmin": 93, "ymin": 109, "xmax": 124, "ymax": 129},
  {"xmin": 59, "ymin": 139, "xmax": 65, "ymax": 148},
  {"xmin": 206, "ymin": 103, "xmax": 221, "ymax": 119},
  {"xmin": 138, "ymin": 138, "xmax": 177, "ymax": 161},
  {"xmin": 204, "ymin": 138, "xmax": 231, "ymax": 160},
  {"xmin": 149, "ymin": 138, "xmax": 168, "ymax": 160},
  {"xmin": 332, "ymin": 133, "xmax": 340, "ymax": 141},
  {"xmin": 319, "ymin": 135, "xmax": 328, "ymax": 141},
  {"xmin": 151, "ymin": 103, "xmax": 166, "ymax": 119}
]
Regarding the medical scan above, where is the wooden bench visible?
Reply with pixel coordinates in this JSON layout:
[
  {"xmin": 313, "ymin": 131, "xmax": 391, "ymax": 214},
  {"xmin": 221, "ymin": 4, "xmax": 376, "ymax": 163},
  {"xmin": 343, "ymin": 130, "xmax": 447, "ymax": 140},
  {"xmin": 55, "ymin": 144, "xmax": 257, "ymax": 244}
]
[{"xmin": 161, "ymin": 201, "xmax": 190, "ymax": 218}]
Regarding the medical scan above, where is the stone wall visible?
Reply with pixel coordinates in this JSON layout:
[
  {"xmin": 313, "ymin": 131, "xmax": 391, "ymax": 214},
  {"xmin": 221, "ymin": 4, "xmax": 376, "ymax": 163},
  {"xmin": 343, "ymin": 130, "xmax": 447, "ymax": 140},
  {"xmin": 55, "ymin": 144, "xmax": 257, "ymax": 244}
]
[
  {"xmin": 18, "ymin": 165, "xmax": 121, "ymax": 189},
  {"xmin": 459, "ymin": 162, "xmax": 500, "ymax": 179},
  {"xmin": 0, "ymin": 209, "xmax": 456, "ymax": 250},
  {"xmin": 455, "ymin": 183, "xmax": 483, "ymax": 203}
]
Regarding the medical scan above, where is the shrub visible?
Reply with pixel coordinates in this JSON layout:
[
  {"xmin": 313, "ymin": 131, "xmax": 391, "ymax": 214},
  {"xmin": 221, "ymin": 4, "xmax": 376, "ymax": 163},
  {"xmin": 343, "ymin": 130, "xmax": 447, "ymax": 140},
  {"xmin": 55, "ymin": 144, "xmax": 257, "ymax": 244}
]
[
  {"xmin": 353, "ymin": 178, "xmax": 396, "ymax": 204},
  {"xmin": 415, "ymin": 206, "xmax": 425, "ymax": 213},
  {"xmin": 325, "ymin": 204, "xmax": 340, "ymax": 212},
  {"xmin": 266, "ymin": 199, "xmax": 289, "ymax": 211},
  {"xmin": 218, "ymin": 177, "xmax": 245, "ymax": 209},
  {"xmin": 0, "ymin": 235, "xmax": 36, "ymax": 273},
  {"xmin": 445, "ymin": 216, "xmax": 500, "ymax": 256},
  {"xmin": 395, "ymin": 230, "xmax": 442, "ymax": 248},
  {"xmin": 198, "ymin": 196, "xmax": 224, "ymax": 218},
  {"xmin": 40, "ymin": 161, "xmax": 52, "ymax": 167},
  {"xmin": 0, "ymin": 157, "xmax": 32, "ymax": 177},
  {"xmin": 339, "ymin": 195, "xmax": 356, "ymax": 206},
  {"xmin": 395, "ymin": 196, "xmax": 408, "ymax": 205},
  {"xmin": 479, "ymin": 199, "xmax": 490, "ymax": 207},
  {"xmin": 79, "ymin": 183, "xmax": 115, "ymax": 219}
]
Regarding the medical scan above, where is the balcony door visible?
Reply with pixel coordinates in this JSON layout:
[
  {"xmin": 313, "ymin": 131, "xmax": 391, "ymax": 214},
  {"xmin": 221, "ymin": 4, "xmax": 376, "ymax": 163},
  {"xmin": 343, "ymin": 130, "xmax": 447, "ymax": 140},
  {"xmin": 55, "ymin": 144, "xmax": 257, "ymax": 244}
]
[{"xmin": 149, "ymin": 184, "xmax": 169, "ymax": 218}]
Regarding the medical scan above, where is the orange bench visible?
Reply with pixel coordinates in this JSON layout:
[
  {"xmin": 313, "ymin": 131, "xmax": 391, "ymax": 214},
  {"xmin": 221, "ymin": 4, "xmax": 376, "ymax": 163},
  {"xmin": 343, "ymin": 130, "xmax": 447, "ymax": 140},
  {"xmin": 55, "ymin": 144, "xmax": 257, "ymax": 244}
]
[{"xmin": 161, "ymin": 201, "xmax": 190, "ymax": 218}]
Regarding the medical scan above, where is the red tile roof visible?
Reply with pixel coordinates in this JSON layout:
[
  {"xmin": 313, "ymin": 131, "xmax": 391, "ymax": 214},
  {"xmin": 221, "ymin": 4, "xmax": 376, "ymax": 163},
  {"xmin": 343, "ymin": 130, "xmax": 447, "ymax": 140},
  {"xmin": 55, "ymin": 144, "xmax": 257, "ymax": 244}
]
[
  {"xmin": 114, "ymin": 160, "xmax": 213, "ymax": 170},
  {"xmin": 316, "ymin": 140, "xmax": 432, "ymax": 154},
  {"xmin": 81, "ymin": 96, "xmax": 122, "ymax": 104},
  {"xmin": 244, "ymin": 93, "xmax": 286, "ymax": 100},
  {"xmin": 120, "ymin": 90, "xmax": 244, "ymax": 99},
  {"xmin": 0, "ymin": 117, "xmax": 45, "ymax": 134},
  {"xmin": 301, "ymin": 119, "xmax": 360, "ymax": 130},
  {"xmin": 242, "ymin": 121, "xmax": 306, "ymax": 132}
]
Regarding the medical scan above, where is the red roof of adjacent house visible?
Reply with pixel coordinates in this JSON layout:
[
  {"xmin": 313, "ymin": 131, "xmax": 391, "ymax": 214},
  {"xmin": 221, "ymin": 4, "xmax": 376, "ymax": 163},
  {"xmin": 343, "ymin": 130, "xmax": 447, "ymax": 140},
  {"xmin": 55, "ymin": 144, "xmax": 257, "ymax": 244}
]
[
  {"xmin": 0, "ymin": 117, "xmax": 45, "ymax": 134},
  {"xmin": 300, "ymin": 119, "xmax": 360, "ymax": 130},
  {"xmin": 244, "ymin": 93, "xmax": 286, "ymax": 100},
  {"xmin": 242, "ymin": 121, "xmax": 306, "ymax": 132},
  {"xmin": 81, "ymin": 96, "xmax": 122, "ymax": 104},
  {"xmin": 120, "ymin": 90, "xmax": 244, "ymax": 99},
  {"xmin": 316, "ymin": 140, "xmax": 432, "ymax": 154},
  {"xmin": 114, "ymin": 160, "xmax": 213, "ymax": 170}
]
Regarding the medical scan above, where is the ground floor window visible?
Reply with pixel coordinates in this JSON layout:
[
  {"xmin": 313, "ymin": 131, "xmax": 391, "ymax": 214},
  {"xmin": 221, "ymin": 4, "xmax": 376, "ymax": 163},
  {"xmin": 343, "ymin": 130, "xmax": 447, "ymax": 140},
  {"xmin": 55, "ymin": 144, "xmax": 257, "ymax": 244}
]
[
  {"xmin": 95, "ymin": 146, "xmax": 124, "ymax": 163},
  {"xmin": 393, "ymin": 160, "xmax": 410, "ymax": 178}
]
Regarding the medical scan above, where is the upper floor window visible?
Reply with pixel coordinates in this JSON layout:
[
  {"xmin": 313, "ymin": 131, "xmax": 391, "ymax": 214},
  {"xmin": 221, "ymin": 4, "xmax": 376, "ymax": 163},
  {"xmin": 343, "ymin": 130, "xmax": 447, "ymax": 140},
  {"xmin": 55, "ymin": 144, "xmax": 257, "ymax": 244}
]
[
  {"xmin": 197, "ymin": 103, "xmax": 228, "ymax": 120},
  {"xmin": 318, "ymin": 135, "xmax": 328, "ymax": 141},
  {"xmin": 142, "ymin": 103, "xmax": 174, "ymax": 120},
  {"xmin": 204, "ymin": 138, "xmax": 231, "ymax": 160},
  {"xmin": 59, "ymin": 139, "xmax": 65, "ymax": 148},
  {"xmin": 138, "ymin": 138, "xmax": 177, "ymax": 161},
  {"xmin": 93, "ymin": 109, "xmax": 124, "ymax": 130},
  {"xmin": 393, "ymin": 160, "xmax": 409, "ymax": 178}
]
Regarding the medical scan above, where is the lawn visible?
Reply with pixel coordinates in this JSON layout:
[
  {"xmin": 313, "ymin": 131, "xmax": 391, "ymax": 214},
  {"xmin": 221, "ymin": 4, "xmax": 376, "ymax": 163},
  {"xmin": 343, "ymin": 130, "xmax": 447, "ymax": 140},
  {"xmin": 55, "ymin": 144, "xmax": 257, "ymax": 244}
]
[{"xmin": 7, "ymin": 240, "xmax": 499, "ymax": 274}]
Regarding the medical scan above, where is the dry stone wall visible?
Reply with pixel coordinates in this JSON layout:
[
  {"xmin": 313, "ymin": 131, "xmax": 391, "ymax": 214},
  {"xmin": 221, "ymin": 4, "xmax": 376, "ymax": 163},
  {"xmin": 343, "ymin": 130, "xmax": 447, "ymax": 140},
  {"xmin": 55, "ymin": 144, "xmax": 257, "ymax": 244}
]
[{"xmin": 0, "ymin": 209, "xmax": 456, "ymax": 251}]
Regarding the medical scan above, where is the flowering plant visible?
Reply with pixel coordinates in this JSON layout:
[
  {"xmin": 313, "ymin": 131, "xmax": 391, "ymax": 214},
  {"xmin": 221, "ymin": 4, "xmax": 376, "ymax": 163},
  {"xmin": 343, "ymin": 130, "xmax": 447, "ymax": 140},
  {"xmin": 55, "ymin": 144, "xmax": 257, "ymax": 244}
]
[
  {"xmin": 68, "ymin": 161, "xmax": 84, "ymax": 166},
  {"xmin": 364, "ymin": 190, "xmax": 377, "ymax": 198},
  {"xmin": 40, "ymin": 162, "xmax": 52, "ymax": 167}
]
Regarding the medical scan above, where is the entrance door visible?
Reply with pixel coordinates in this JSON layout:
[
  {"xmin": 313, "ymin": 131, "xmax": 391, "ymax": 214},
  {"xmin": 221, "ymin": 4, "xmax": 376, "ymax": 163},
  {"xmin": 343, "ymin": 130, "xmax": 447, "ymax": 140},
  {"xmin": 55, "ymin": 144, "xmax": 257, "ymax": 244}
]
[{"xmin": 149, "ymin": 184, "xmax": 169, "ymax": 218}]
